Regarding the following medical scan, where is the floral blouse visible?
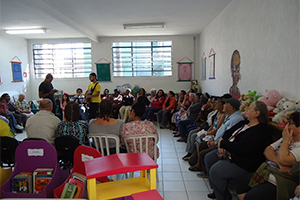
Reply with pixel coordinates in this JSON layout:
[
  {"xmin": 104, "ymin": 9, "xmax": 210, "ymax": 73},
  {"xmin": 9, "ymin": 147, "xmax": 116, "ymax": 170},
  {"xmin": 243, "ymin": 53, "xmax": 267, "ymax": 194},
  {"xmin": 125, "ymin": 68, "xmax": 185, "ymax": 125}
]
[
  {"xmin": 57, "ymin": 120, "xmax": 89, "ymax": 145},
  {"xmin": 120, "ymin": 120, "xmax": 159, "ymax": 160}
]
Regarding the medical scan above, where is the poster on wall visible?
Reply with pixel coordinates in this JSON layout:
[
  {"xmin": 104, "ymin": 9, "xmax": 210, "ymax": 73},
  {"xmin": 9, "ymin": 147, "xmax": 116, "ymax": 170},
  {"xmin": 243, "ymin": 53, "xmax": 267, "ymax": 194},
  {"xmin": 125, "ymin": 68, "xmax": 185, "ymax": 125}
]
[
  {"xmin": 10, "ymin": 56, "xmax": 23, "ymax": 82},
  {"xmin": 177, "ymin": 57, "xmax": 193, "ymax": 81},
  {"xmin": 208, "ymin": 48, "xmax": 216, "ymax": 79},
  {"xmin": 201, "ymin": 53, "xmax": 206, "ymax": 80}
]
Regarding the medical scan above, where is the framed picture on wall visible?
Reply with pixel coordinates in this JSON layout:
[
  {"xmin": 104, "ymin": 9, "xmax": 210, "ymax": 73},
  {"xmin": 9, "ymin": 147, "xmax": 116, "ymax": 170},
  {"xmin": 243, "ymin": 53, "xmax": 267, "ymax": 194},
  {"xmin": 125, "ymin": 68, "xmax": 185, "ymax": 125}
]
[
  {"xmin": 201, "ymin": 56, "xmax": 206, "ymax": 80},
  {"xmin": 10, "ymin": 56, "xmax": 23, "ymax": 82},
  {"xmin": 209, "ymin": 48, "xmax": 216, "ymax": 79}
]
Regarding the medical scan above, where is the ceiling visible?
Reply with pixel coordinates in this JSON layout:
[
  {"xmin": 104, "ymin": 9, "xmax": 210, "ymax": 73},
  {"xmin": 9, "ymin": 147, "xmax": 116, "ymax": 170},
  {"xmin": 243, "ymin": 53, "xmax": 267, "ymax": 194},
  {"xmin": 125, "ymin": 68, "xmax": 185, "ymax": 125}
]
[{"xmin": 1, "ymin": 0, "xmax": 232, "ymax": 42}]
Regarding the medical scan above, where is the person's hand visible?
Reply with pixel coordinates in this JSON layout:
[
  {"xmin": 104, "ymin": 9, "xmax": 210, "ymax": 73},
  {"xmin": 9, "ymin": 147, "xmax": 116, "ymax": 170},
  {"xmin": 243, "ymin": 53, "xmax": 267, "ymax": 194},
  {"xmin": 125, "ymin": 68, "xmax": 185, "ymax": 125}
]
[
  {"xmin": 199, "ymin": 133, "xmax": 206, "ymax": 138},
  {"xmin": 196, "ymin": 127, "xmax": 200, "ymax": 131},
  {"xmin": 49, "ymin": 89, "xmax": 58, "ymax": 94},
  {"xmin": 218, "ymin": 138, "xmax": 223, "ymax": 148},
  {"xmin": 162, "ymin": 108, "xmax": 166, "ymax": 111},
  {"xmin": 1, "ymin": 102, "xmax": 5, "ymax": 106},
  {"xmin": 218, "ymin": 148, "xmax": 225, "ymax": 154},
  {"xmin": 295, "ymin": 185, "xmax": 300, "ymax": 198},
  {"xmin": 171, "ymin": 109, "xmax": 174, "ymax": 113},
  {"xmin": 282, "ymin": 124, "xmax": 293, "ymax": 142},
  {"xmin": 86, "ymin": 94, "xmax": 92, "ymax": 98},
  {"xmin": 279, "ymin": 164, "xmax": 292, "ymax": 174},
  {"xmin": 207, "ymin": 139, "xmax": 215, "ymax": 148}
]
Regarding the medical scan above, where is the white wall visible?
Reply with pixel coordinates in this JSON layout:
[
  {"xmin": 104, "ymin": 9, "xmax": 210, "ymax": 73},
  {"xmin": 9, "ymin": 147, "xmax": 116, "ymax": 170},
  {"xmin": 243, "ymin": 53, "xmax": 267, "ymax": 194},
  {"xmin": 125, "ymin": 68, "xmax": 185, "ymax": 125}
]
[
  {"xmin": 28, "ymin": 35, "xmax": 197, "ymax": 100},
  {"xmin": 0, "ymin": 32, "xmax": 30, "ymax": 99},
  {"xmin": 198, "ymin": 0, "xmax": 300, "ymax": 100}
]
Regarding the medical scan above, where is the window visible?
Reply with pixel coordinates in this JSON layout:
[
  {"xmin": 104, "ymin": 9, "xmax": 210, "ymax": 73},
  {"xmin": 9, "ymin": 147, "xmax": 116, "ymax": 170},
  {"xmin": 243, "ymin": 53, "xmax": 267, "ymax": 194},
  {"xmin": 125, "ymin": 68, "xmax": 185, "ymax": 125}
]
[
  {"xmin": 112, "ymin": 41, "xmax": 172, "ymax": 77},
  {"xmin": 33, "ymin": 43, "xmax": 92, "ymax": 79}
]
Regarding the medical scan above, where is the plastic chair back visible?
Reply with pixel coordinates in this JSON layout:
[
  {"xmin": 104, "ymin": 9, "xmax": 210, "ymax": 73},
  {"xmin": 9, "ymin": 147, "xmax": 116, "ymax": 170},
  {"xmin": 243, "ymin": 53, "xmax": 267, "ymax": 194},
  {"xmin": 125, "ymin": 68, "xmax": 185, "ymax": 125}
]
[
  {"xmin": 1, "ymin": 136, "xmax": 19, "ymax": 167},
  {"xmin": 54, "ymin": 135, "xmax": 81, "ymax": 170},
  {"xmin": 88, "ymin": 133, "xmax": 120, "ymax": 156},
  {"xmin": 124, "ymin": 134, "xmax": 158, "ymax": 162}
]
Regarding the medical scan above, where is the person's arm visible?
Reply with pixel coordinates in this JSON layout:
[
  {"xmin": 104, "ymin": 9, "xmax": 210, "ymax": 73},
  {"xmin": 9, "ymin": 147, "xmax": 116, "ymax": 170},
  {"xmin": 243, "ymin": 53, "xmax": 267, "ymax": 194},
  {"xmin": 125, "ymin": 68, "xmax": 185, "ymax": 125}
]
[
  {"xmin": 0, "ymin": 104, "xmax": 8, "ymax": 115},
  {"xmin": 206, "ymin": 113, "xmax": 226, "ymax": 136},
  {"xmin": 277, "ymin": 125, "xmax": 297, "ymax": 166}
]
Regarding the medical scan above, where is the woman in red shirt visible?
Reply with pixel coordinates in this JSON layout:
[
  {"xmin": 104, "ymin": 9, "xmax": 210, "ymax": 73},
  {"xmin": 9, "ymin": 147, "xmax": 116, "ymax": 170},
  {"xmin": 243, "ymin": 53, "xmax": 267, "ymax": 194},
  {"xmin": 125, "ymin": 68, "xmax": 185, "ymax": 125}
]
[
  {"xmin": 144, "ymin": 89, "xmax": 166, "ymax": 121},
  {"xmin": 157, "ymin": 91, "xmax": 177, "ymax": 129}
]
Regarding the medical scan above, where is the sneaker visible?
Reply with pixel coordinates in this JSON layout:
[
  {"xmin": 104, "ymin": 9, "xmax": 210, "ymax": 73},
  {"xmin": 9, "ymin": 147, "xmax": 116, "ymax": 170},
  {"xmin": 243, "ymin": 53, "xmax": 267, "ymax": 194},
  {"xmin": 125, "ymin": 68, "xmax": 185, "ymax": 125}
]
[
  {"xmin": 15, "ymin": 124, "xmax": 24, "ymax": 130},
  {"xmin": 182, "ymin": 153, "xmax": 192, "ymax": 161},
  {"xmin": 197, "ymin": 172, "xmax": 208, "ymax": 179}
]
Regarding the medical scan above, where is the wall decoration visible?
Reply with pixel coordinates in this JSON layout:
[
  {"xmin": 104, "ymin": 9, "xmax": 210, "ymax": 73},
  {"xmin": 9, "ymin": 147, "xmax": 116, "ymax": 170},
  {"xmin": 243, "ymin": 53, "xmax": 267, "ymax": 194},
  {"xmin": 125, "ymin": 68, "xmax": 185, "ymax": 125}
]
[
  {"xmin": 208, "ymin": 48, "xmax": 215, "ymax": 79},
  {"xmin": 95, "ymin": 58, "xmax": 111, "ymax": 82},
  {"xmin": 229, "ymin": 50, "xmax": 241, "ymax": 99},
  {"xmin": 10, "ymin": 56, "xmax": 23, "ymax": 82},
  {"xmin": 201, "ymin": 52, "xmax": 206, "ymax": 80},
  {"xmin": 177, "ymin": 57, "xmax": 193, "ymax": 81}
]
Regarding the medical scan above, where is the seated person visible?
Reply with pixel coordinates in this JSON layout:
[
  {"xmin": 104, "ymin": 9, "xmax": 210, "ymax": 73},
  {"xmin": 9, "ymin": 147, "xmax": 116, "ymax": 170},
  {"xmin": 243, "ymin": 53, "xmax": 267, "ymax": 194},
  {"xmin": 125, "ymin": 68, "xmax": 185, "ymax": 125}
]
[
  {"xmin": 57, "ymin": 102, "xmax": 89, "ymax": 145},
  {"xmin": 183, "ymin": 97, "xmax": 225, "ymax": 162},
  {"xmin": 144, "ymin": 89, "xmax": 166, "ymax": 121},
  {"xmin": 137, "ymin": 88, "xmax": 150, "ymax": 107},
  {"xmin": 15, "ymin": 94, "xmax": 34, "ymax": 120},
  {"xmin": 111, "ymin": 89, "xmax": 123, "ymax": 119},
  {"xmin": 101, "ymin": 88, "xmax": 111, "ymax": 100},
  {"xmin": 157, "ymin": 90, "xmax": 177, "ymax": 129},
  {"xmin": 243, "ymin": 111, "xmax": 300, "ymax": 200},
  {"xmin": 0, "ymin": 97, "xmax": 23, "ymax": 132},
  {"xmin": 0, "ymin": 118, "xmax": 15, "ymax": 137},
  {"xmin": 119, "ymin": 88, "xmax": 134, "ymax": 122},
  {"xmin": 120, "ymin": 102, "xmax": 159, "ymax": 160},
  {"xmin": 169, "ymin": 90, "xmax": 186, "ymax": 130},
  {"xmin": 176, "ymin": 93, "xmax": 203, "ymax": 142},
  {"xmin": 1, "ymin": 93, "xmax": 26, "ymax": 128},
  {"xmin": 141, "ymin": 88, "xmax": 156, "ymax": 120},
  {"xmin": 73, "ymin": 88, "xmax": 86, "ymax": 120},
  {"xmin": 205, "ymin": 101, "xmax": 273, "ymax": 200},
  {"xmin": 188, "ymin": 98, "xmax": 244, "ymax": 174},
  {"xmin": 89, "ymin": 100, "xmax": 125, "ymax": 153},
  {"xmin": 25, "ymin": 99, "xmax": 60, "ymax": 144}
]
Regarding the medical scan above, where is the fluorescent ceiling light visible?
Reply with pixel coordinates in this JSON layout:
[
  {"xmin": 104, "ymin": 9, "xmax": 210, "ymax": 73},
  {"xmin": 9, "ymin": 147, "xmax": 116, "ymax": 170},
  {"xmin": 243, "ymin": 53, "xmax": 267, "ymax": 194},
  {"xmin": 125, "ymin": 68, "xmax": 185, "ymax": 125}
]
[
  {"xmin": 5, "ymin": 28, "xmax": 46, "ymax": 34},
  {"xmin": 124, "ymin": 23, "xmax": 164, "ymax": 29}
]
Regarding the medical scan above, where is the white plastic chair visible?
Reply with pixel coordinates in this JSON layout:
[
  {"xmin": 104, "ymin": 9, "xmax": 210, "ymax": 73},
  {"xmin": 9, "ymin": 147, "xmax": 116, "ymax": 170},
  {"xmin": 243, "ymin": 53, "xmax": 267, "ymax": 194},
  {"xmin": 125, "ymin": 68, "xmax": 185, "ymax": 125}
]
[
  {"xmin": 88, "ymin": 133, "xmax": 120, "ymax": 180},
  {"xmin": 123, "ymin": 134, "xmax": 159, "ymax": 181}
]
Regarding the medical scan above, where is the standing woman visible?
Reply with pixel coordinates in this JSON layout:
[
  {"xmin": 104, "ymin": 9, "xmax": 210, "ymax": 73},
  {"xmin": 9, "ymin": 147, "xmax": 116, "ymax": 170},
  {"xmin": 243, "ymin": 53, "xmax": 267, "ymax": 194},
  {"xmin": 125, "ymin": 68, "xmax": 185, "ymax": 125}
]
[
  {"xmin": 57, "ymin": 101, "xmax": 89, "ymax": 145},
  {"xmin": 145, "ymin": 89, "xmax": 165, "ymax": 121}
]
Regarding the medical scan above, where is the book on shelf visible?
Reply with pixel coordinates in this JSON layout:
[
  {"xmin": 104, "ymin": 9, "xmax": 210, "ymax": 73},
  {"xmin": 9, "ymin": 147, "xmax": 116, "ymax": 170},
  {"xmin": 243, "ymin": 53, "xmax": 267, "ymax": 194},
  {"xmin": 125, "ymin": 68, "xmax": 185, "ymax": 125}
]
[
  {"xmin": 60, "ymin": 172, "xmax": 87, "ymax": 198},
  {"xmin": 33, "ymin": 168, "xmax": 53, "ymax": 193},
  {"xmin": 61, "ymin": 182, "xmax": 77, "ymax": 198},
  {"xmin": 11, "ymin": 173, "xmax": 33, "ymax": 193}
]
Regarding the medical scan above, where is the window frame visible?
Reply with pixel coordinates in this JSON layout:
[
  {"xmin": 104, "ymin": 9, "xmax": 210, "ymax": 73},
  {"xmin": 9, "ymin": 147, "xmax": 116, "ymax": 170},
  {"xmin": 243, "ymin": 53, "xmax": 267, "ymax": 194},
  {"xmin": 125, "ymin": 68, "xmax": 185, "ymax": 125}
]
[{"xmin": 112, "ymin": 41, "xmax": 173, "ymax": 77}]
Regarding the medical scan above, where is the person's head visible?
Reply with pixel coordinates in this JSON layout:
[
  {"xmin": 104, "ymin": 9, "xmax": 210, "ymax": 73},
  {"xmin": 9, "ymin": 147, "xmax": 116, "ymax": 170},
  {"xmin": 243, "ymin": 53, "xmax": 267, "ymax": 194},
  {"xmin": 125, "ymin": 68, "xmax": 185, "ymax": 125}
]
[
  {"xmin": 129, "ymin": 103, "xmax": 146, "ymax": 121},
  {"xmin": 150, "ymin": 88, "xmax": 156, "ymax": 97},
  {"xmin": 139, "ymin": 88, "xmax": 146, "ymax": 96},
  {"xmin": 246, "ymin": 101, "xmax": 269, "ymax": 124},
  {"xmin": 89, "ymin": 72, "xmax": 97, "ymax": 82},
  {"xmin": 168, "ymin": 91, "xmax": 175, "ymax": 98},
  {"xmin": 64, "ymin": 101, "xmax": 80, "ymax": 122},
  {"xmin": 18, "ymin": 94, "xmax": 25, "ymax": 102},
  {"xmin": 231, "ymin": 50, "xmax": 241, "ymax": 85},
  {"xmin": 39, "ymin": 99, "xmax": 53, "ymax": 111},
  {"xmin": 76, "ymin": 88, "xmax": 83, "ymax": 96},
  {"xmin": 201, "ymin": 92, "xmax": 210, "ymax": 104},
  {"xmin": 103, "ymin": 88, "xmax": 109, "ymax": 96},
  {"xmin": 45, "ymin": 73, "xmax": 53, "ymax": 83},
  {"xmin": 195, "ymin": 93, "xmax": 201, "ymax": 102},
  {"xmin": 99, "ymin": 99, "xmax": 113, "ymax": 121},
  {"xmin": 156, "ymin": 89, "xmax": 165, "ymax": 98},
  {"xmin": 179, "ymin": 90, "xmax": 186, "ymax": 100},
  {"xmin": 188, "ymin": 93, "xmax": 196, "ymax": 102},
  {"xmin": 288, "ymin": 111, "xmax": 300, "ymax": 137},
  {"xmin": 215, "ymin": 97, "xmax": 224, "ymax": 112},
  {"xmin": 62, "ymin": 93, "xmax": 69, "ymax": 103},
  {"xmin": 223, "ymin": 98, "xmax": 240, "ymax": 114},
  {"xmin": 114, "ymin": 89, "xmax": 120, "ymax": 96},
  {"xmin": 125, "ymin": 88, "xmax": 131, "ymax": 95},
  {"xmin": 0, "ymin": 97, "xmax": 6, "ymax": 105},
  {"xmin": 1, "ymin": 93, "xmax": 10, "ymax": 103}
]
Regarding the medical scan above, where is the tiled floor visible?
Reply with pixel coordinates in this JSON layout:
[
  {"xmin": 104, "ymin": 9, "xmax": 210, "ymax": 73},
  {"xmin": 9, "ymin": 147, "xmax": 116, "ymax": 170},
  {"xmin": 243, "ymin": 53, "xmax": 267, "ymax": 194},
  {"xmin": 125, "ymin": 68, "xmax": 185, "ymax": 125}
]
[{"xmin": 15, "ymin": 125, "xmax": 238, "ymax": 200}]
